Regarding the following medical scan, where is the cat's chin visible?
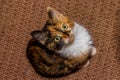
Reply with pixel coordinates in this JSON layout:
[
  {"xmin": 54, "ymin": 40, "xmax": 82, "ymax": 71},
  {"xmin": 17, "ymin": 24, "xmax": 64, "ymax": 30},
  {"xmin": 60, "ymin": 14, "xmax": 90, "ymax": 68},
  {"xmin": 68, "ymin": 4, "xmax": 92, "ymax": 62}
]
[
  {"xmin": 69, "ymin": 34, "xmax": 74, "ymax": 43},
  {"xmin": 65, "ymin": 34, "xmax": 74, "ymax": 46}
]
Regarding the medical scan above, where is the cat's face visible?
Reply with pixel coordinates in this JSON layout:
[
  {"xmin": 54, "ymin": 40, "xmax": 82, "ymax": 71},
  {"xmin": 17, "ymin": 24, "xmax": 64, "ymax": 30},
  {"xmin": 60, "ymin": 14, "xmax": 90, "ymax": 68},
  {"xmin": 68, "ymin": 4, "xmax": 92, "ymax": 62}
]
[{"xmin": 31, "ymin": 7, "xmax": 74, "ymax": 51}]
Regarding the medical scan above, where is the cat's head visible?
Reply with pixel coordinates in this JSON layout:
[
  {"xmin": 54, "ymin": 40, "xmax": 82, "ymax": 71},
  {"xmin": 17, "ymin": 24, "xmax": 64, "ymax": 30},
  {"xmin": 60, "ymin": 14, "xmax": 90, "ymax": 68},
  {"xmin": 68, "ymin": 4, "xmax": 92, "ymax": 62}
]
[{"xmin": 31, "ymin": 7, "xmax": 74, "ymax": 51}]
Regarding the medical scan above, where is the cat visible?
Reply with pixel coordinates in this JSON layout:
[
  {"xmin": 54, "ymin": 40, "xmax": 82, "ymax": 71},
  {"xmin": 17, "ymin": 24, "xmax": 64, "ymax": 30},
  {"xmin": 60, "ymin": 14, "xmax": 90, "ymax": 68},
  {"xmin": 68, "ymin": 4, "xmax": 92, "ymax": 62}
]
[{"xmin": 26, "ymin": 7, "xmax": 96, "ymax": 78}]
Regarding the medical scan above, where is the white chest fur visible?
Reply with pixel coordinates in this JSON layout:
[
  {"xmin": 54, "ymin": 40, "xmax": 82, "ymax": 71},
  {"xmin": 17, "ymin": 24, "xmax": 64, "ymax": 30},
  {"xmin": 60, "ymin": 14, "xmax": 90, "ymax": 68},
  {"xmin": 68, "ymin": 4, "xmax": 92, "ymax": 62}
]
[{"xmin": 59, "ymin": 22, "xmax": 94, "ymax": 57}]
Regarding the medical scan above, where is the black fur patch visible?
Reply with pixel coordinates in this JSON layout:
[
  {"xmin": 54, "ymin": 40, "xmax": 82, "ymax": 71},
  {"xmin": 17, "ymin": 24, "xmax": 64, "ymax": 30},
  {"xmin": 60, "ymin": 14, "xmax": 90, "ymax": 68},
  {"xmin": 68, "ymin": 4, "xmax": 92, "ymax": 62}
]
[{"xmin": 55, "ymin": 40, "xmax": 64, "ymax": 50}]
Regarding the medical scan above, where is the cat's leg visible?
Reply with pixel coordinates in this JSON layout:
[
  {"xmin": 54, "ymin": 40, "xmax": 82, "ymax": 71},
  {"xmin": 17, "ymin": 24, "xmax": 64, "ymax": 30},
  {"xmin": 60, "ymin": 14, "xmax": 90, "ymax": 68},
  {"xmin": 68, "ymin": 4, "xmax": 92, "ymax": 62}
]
[
  {"xmin": 82, "ymin": 47, "xmax": 96, "ymax": 68},
  {"xmin": 91, "ymin": 47, "xmax": 96, "ymax": 56},
  {"xmin": 83, "ymin": 60, "xmax": 90, "ymax": 67}
]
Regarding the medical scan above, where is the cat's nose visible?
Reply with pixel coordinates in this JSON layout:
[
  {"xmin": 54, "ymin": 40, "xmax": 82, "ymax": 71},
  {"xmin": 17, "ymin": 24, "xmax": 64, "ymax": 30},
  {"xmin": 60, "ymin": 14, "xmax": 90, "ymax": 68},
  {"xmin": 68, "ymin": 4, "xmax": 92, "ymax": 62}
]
[
  {"xmin": 66, "ymin": 30, "xmax": 72, "ymax": 33},
  {"xmin": 66, "ymin": 30, "xmax": 73, "ymax": 36},
  {"xmin": 66, "ymin": 30, "xmax": 71, "ymax": 33}
]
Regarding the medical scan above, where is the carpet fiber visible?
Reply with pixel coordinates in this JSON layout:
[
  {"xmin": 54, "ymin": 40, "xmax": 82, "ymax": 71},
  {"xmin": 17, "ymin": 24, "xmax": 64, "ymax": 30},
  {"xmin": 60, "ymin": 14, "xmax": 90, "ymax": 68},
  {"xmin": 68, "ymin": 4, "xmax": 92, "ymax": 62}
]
[{"xmin": 0, "ymin": 0, "xmax": 120, "ymax": 80}]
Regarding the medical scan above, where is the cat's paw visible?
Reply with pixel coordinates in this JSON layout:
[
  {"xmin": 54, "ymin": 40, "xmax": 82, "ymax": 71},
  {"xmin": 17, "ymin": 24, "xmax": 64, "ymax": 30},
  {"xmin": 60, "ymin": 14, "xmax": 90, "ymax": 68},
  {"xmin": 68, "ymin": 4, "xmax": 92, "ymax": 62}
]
[
  {"xmin": 83, "ymin": 61, "xmax": 90, "ymax": 67},
  {"xmin": 91, "ymin": 47, "xmax": 96, "ymax": 56}
]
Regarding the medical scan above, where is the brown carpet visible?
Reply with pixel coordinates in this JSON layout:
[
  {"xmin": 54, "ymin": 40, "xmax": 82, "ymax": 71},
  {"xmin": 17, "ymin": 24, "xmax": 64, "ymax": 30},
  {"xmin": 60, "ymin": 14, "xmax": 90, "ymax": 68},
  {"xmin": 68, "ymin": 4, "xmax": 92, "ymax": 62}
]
[{"xmin": 0, "ymin": 0, "xmax": 120, "ymax": 80}]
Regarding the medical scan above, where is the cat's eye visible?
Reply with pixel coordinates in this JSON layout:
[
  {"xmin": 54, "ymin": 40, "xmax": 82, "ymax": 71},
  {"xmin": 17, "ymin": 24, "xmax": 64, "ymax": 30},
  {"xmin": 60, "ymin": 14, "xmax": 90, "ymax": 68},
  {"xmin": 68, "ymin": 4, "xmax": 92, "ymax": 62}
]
[
  {"xmin": 62, "ymin": 24, "xmax": 68, "ymax": 31},
  {"xmin": 54, "ymin": 36, "xmax": 61, "ymax": 42}
]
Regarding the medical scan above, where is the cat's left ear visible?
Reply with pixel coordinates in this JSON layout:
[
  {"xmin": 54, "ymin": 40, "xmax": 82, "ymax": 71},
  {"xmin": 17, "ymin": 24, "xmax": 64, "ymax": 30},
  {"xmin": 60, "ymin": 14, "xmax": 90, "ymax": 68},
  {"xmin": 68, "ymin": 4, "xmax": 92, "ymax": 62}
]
[
  {"xmin": 47, "ymin": 7, "xmax": 64, "ymax": 21},
  {"xmin": 31, "ymin": 30, "xmax": 47, "ymax": 45},
  {"xmin": 31, "ymin": 30, "xmax": 43, "ymax": 41}
]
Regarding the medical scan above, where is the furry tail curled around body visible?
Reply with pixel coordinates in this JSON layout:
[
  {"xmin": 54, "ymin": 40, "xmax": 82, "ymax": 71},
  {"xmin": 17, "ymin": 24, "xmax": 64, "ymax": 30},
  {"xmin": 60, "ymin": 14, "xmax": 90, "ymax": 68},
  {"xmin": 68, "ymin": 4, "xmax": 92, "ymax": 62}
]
[{"xmin": 26, "ymin": 39, "xmax": 88, "ymax": 78}]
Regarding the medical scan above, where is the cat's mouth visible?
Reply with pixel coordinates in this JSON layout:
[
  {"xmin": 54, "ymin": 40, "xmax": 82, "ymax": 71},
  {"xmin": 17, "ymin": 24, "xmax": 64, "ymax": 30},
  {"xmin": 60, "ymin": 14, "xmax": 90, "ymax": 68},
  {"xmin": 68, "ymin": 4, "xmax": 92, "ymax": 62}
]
[
  {"xmin": 69, "ymin": 32, "xmax": 74, "ymax": 43},
  {"xmin": 67, "ymin": 31, "xmax": 74, "ymax": 44}
]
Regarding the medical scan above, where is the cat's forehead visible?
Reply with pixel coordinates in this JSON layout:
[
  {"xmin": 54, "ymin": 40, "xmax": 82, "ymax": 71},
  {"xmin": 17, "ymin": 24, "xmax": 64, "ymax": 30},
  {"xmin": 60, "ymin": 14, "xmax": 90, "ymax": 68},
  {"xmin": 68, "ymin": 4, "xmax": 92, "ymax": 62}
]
[
  {"xmin": 48, "ymin": 26, "xmax": 63, "ymax": 37},
  {"xmin": 47, "ymin": 25, "xmax": 71, "ymax": 42},
  {"xmin": 56, "ymin": 17, "xmax": 73, "ymax": 25},
  {"xmin": 47, "ymin": 17, "xmax": 74, "ymax": 29},
  {"xmin": 57, "ymin": 18, "xmax": 73, "ymax": 26}
]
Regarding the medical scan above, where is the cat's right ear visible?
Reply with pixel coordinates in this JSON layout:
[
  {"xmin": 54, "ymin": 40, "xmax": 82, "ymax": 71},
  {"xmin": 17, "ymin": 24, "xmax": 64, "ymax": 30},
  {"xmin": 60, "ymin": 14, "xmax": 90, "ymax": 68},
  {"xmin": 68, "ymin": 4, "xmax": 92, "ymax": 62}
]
[
  {"xmin": 47, "ymin": 7, "xmax": 64, "ymax": 21},
  {"xmin": 31, "ymin": 30, "xmax": 43, "ymax": 41}
]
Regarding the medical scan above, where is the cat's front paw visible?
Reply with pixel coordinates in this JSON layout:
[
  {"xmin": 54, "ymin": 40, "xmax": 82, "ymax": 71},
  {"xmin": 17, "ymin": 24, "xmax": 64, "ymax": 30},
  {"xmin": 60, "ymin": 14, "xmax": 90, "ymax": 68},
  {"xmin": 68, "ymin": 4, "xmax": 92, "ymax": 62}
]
[
  {"xmin": 91, "ymin": 47, "xmax": 96, "ymax": 56},
  {"xmin": 83, "ymin": 61, "xmax": 90, "ymax": 68}
]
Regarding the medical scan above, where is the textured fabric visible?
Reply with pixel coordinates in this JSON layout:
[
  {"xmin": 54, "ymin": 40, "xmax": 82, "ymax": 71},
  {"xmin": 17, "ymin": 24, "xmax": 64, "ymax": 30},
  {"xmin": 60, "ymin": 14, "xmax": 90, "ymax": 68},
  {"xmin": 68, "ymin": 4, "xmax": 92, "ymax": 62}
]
[{"xmin": 0, "ymin": 0, "xmax": 120, "ymax": 80}]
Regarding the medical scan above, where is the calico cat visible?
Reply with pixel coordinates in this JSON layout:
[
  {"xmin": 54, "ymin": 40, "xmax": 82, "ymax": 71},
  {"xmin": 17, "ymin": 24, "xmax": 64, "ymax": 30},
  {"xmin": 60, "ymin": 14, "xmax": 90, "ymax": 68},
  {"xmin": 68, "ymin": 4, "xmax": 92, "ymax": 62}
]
[{"xmin": 26, "ymin": 7, "xmax": 96, "ymax": 78}]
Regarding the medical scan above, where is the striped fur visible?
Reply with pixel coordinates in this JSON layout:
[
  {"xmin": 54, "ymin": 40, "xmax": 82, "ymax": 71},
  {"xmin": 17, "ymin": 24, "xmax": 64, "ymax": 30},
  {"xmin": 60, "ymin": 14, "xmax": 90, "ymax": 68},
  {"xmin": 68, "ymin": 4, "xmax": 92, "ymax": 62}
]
[{"xmin": 27, "ymin": 7, "xmax": 96, "ymax": 77}]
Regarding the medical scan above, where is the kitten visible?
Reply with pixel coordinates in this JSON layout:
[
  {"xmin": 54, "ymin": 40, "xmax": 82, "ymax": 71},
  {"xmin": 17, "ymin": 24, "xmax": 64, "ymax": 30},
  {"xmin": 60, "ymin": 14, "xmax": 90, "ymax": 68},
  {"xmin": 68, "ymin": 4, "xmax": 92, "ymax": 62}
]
[{"xmin": 26, "ymin": 7, "xmax": 96, "ymax": 78}]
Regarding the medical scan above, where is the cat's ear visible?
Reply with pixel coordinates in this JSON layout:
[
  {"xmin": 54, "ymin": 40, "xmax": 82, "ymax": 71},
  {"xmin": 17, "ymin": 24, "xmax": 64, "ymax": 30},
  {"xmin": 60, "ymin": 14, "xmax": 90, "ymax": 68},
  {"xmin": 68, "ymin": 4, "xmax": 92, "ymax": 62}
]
[
  {"xmin": 31, "ymin": 30, "xmax": 48, "ymax": 45},
  {"xmin": 31, "ymin": 30, "xmax": 44, "ymax": 41},
  {"xmin": 47, "ymin": 7, "xmax": 64, "ymax": 21}
]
